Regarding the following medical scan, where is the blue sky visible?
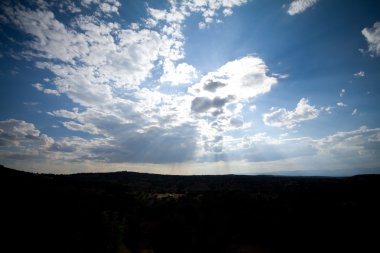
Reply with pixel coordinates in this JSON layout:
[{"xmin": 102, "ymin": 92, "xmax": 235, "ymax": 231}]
[{"xmin": 1, "ymin": 0, "xmax": 380, "ymax": 175}]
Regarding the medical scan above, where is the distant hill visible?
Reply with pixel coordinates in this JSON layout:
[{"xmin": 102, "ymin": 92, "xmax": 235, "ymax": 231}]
[{"xmin": 1, "ymin": 165, "xmax": 380, "ymax": 253}]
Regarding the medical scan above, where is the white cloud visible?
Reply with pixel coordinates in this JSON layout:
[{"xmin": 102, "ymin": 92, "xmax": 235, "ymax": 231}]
[
  {"xmin": 362, "ymin": 22, "xmax": 380, "ymax": 57},
  {"xmin": 314, "ymin": 126, "xmax": 380, "ymax": 165},
  {"xmin": 352, "ymin": 108, "xmax": 358, "ymax": 116},
  {"xmin": 354, "ymin": 71, "xmax": 365, "ymax": 77},
  {"xmin": 322, "ymin": 106, "xmax": 334, "ymax": 114},
  {"xmin": 0, "ymin": 119, "xmax": 53, "ymax": 149},
  {"xmin": 189, "ymin": 56, "xmax": 277, "ymax": 100},
  {"xmin": 186, "ymin": 56, "xmax": 278, "ymax": 155},
  {"xmin": 216, "ymin": 126, "xmax": 380, "ymax": 169},
  {"xmin": 263, "ymin": 98, "xmax": 319, "ymax": 128},
  {"xmin": 160, "ymin": 61, "xmax": 198, "ymax": 85},
  {"xmin": 339, "ymin": 89, "xmax": 345, "ymax": 97},
  {"xmin": 32, "ymin": 83, "xmax": 60, "ymax": 96},
  {"xmin": 337, "ymin": 102, "xmax": 347, "ymax": 107},
  {"xmin": 287, "ymin": 0, "xmax": 318, "ymax": 16},
  {"xmin": 32, "ymin": 83, "xmax": 44, "ymax": 92},
  {"xmin": 4, "ymin": 5, "xmax": 166, "ymax": 90},
  {"xmin": 249, "ymin": 105, "xmax": 257, "ymax": 112},
  {"xmin": 2, "ymin": 119, "xmax": 380, "ymax": 174},
  {"xmin": 183, "ymin": 0, "xmax": 248, "ymax": 27},
  {"xmin": 0, "ymin": 0, "xmax": 298, "ymax": 167},
  {"xmin": 62, "ymin": 121, "xmax": 100, "ymax": 135},
  {"xmin": 223, "ymin": 8, "xmax": 233, "ymax": 16},
  {"xmin": 81, "ymin": 0, "xmax": 121, "ymax": 14},
  {"xmin": 198, "ymin": 21, "xmax": 207, "ymax": 29}
]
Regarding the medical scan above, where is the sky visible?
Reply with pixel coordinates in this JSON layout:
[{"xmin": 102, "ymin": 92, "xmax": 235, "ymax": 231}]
[{"xmin": 0, "ymin": 0, "xmax": 380, "ymax": 175}]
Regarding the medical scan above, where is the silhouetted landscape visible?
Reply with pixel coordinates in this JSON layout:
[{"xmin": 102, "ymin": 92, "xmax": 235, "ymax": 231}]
[{"xmin": 1, "ymin": 165, "xmax": 380, "ymax": 253}]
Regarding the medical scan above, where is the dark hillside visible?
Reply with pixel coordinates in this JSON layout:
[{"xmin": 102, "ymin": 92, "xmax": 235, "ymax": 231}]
[{"xmin": 1, "ymin": 165, "xmax": 379, "ymax": 253}]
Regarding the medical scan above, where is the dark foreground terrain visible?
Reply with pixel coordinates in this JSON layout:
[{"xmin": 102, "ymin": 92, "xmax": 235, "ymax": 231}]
[{"xmin": 1, "ymin": 165, "xmax": 380, "ymax": 253}]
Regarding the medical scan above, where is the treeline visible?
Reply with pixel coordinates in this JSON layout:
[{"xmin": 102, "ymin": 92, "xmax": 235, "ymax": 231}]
[{"xmin": 1, "ymin": 165, "xmax": 379, "ymax": 253}]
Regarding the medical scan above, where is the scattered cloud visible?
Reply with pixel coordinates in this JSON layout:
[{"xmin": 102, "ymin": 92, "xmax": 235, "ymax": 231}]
[
  {"xmin": 352, "ymin": 108, "xmax": 358, "ymax": 116},
  {"xmin": 323, "ymin": 106, "xmax": 334, "ymax": 114},
  {"xmin": 362, "ymin": 22, "xmax": 380, "ymax": 57},
  {"xmin": 183, "ymin": 0, "xmax": 248, "ymax": 29},
  {"xmin": 198, "ymin": 22, "xmax": 206, "ymax": 29},
  {"xmin": 263, "ymin": 98, "xmax": 319, "ymax": 128},
  {"xmin": 32, "ymin": 83, "xmax": 60, "ymax": 96},
  {"xmin": 339, "ymin": 89, "xmax": 345, "ymax": 97},
  {"xmin": 337, "ymin": 102, "xmax": 347, "ymax": 107},
  {"xmin": 23, "ymin": 102, "xmax": 39, "ymax": 106},
  {"xmin": 354, "ymin": 71, "xmax": 365, "ymax": 77},
  {"xmin": 223, "ymin": 8, "xmax": 233, "ymax": 16},
  {"xmin": 287, "ymin": 0, "xmax": 319, "ymax": 16},
  {"xmin": 1, "ymin": 0, "xmax": 378, "ymax": 174}
]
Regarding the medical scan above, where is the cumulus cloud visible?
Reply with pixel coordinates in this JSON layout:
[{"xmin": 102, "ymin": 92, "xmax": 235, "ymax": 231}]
[
  {"xmin": 7, "ymin": 0, "xmax": 360, "ymax": 171},
  {"xmin": 362, "ymin": 22, "xmax": 380, "ymax": 57},
  {"xmin": 0, "ymin": 0, "xmax": 212, "ymax": 165},
  {"xmin": 189, "ymin": 56, "xmax": 277, "ymax": 100},
  {"xmin": 263, "ymin": 98, "xmax": 319, "ymax": 128},
  {"xmin": 287, "ymin": 0, "xmax": 318, "ymax": 16},
  {"xmin": 0, "ymin": 119, "xmax": 53, "ymax": 151},
  {"xmin": 2, "ymin": 4, "xmax": 168, "ymax": 90},
  {"xmin": 337, "ymin": 102, "xmax": 347, "ymax": 107},
  {"xmin": 160, "ymin": 61, "xmax": 198, "ymax": 85},
  {"xmin": 187, "ymin": 56, "xmax": 278, "ymax": 154}
]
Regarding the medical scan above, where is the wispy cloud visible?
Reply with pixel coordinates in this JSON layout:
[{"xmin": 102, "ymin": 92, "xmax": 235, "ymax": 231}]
[
  {"xmin": 32, "ymin": 83, "xmax": 60, "ymax": 96},
  {"xmin": 287, "ymin": 0, "xmax": 319, "ymax": 16}
]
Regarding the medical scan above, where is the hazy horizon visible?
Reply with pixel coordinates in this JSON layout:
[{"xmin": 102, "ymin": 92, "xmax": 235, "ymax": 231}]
[{"xmin": 1, "ymin": 0, "xmax": 380, "ymax": 175}]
